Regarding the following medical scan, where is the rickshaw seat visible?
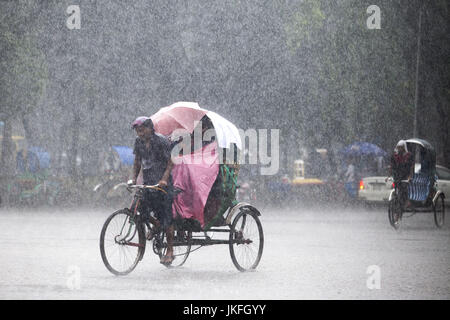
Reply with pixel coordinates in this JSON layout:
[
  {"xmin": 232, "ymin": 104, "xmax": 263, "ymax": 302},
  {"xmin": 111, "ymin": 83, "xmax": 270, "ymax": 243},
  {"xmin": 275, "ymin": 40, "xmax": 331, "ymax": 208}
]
[{"xmin": 408, "ymin": 173, "xmax": 432, "ymax": 201}]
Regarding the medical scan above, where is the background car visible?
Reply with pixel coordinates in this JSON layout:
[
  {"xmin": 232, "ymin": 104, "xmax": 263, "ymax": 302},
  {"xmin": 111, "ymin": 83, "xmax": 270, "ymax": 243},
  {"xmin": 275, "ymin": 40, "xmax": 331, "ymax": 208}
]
[
  {"xmin": 357, "ymin": 175, "xmax": 392, "ymax": 203},
  {"xmin": 358, "ymin": 164, "xmax": 450, "ymax": 204},
  {"xmin": 436, "ymin": 165, "xmax": 450, "ymax": 200}
]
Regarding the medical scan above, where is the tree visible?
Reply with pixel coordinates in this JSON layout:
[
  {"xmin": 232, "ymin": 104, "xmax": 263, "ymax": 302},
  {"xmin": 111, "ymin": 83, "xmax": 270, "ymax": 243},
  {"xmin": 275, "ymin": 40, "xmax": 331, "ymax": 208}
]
[
  {"xmin": 0, "ymin": 1, "xmax": 48, "ymax": 188},
  {"xmin": 284, "ymin": 0, "xmax": 418, "ymax": 153}
]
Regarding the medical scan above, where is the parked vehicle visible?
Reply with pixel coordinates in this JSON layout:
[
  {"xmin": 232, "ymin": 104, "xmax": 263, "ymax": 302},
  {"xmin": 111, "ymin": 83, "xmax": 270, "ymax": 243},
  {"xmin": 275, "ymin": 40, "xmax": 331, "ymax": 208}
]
[
  {"xmin": 435, "ymin": 165, "xmax": 450, "ymax": 201},
  {"xmin": 358, "ymin": 175, "xmax": 391, "ymax": 203}
]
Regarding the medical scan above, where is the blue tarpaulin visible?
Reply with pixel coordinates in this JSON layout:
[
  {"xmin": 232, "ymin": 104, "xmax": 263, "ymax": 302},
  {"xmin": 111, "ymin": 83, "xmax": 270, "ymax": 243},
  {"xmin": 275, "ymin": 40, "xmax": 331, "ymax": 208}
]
[
  {"xmin": 17, "ymin": 146, "xmax": 50, "ymax": 173},
  {"xmin": 112, "ymin": 146, "xmax": 134, "ymax": 166}
]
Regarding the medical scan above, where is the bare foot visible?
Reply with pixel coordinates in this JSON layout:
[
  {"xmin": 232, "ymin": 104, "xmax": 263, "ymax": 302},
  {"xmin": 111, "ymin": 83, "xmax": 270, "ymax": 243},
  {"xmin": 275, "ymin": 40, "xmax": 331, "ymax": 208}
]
[{"xmin": 160, "ymin": 254, "xmax": 175, "ymax": 265}]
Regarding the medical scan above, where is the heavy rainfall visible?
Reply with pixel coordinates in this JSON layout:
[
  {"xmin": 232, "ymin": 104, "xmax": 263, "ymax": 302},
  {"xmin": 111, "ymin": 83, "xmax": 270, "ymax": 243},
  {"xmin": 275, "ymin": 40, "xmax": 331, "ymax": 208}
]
[{"xmin": 0, "ymin": 1, "xmax": 449, "ymax": 300}]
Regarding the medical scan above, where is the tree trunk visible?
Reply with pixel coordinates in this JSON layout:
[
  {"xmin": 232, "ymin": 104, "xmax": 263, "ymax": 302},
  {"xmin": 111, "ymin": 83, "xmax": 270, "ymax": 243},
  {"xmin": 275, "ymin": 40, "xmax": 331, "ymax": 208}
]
[
  {"xmin": 0, "ymin": 119, "xmax": 16, "ymax": 206},
  {"xmin": 69, "ymin": 111, "xmax": 81, "ymax": 182},
  {"xmin": 435, "ymin": 97, "xmax": 450, "ymax": 167},
  {"xmin": 21, "ymin": 114, "xmax": 34, "ymax": 146}
]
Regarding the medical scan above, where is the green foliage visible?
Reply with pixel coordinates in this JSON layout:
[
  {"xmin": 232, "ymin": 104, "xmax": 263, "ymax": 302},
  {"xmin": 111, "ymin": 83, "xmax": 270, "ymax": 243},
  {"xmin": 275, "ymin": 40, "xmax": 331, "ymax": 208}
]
[
  {"xmin": 284, "ymin": 0, "xmax": 418, "ymax": 149},
  {"xmin": 0, "ymin": 1, "xmax": 49, "ymax": 120},
  {"xmin": 1, "ymin": 0, "xmax": 449, "ymax": 181},
  {"xmin": 285, "ymin": 0, "xmax": 325, "ymax": 52}
]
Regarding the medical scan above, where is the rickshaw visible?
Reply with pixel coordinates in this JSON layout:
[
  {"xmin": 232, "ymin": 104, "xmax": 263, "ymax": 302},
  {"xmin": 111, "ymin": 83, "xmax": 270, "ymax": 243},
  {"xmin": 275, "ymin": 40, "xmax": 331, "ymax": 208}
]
[
  {"xmin": 99, "ymin": 102, "xmax": 264, "ymax": 275},
  {"xmin": 388, "ymin": 138, "xmax": 445, "ymax": 229}
]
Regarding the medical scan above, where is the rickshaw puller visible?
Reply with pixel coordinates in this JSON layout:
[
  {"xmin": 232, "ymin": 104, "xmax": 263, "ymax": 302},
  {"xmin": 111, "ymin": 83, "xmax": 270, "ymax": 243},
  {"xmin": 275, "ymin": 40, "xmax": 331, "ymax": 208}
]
[
  {"xmin": 386, "ymin": 140, "xmax": 414, "ymax": 209},
  {"xmin": 131, "ymin": 116, "xmax": 175, "ymax": 265}
]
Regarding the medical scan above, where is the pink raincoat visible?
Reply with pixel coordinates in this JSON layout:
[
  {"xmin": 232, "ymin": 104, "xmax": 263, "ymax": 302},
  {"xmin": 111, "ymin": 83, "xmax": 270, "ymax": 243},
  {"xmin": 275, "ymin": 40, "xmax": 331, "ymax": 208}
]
[{"xmin": 171, "ymin": 141, "xmax": 219, "ymax": 227}]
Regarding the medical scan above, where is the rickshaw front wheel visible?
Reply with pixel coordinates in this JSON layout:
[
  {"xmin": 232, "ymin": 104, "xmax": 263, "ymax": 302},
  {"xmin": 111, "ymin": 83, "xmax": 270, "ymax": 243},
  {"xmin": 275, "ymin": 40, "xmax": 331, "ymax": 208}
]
[
  {"xmin": 388, "ymin": 197, "xmax": 402, "ymax": 230},
  {"xmin": 100, "ymin": 209, "xmax": 146, "ymax": 276}
]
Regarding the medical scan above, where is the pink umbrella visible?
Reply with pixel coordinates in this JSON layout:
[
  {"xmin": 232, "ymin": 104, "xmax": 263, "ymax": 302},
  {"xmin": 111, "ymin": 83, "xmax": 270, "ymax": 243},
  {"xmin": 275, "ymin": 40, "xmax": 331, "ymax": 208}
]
[
  {"xmin": 150, "ymin": 102, "xmax": 208, "ymax": 136},
  {"xmin": 150, "ymin": 101, "xmax": 242, "ymax": 149}
]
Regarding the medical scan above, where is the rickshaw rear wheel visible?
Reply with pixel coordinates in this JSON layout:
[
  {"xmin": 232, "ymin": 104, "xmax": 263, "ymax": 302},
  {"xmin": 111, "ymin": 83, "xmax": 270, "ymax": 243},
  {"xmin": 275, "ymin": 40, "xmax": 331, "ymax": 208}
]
[
  {"xmin": 229, "ymin": 209, "xmax": 264, "ymax": 271},
  {"xmin": 433, "ymin": 195, "xmax": 445, "ymax": 228},
  {"xmin": 388, "ymin": 197, "xmax": 402, "ymax": 230},
  {"xmin": 100, "ymin": 209, "xmax": 146, "ymax": 276}
]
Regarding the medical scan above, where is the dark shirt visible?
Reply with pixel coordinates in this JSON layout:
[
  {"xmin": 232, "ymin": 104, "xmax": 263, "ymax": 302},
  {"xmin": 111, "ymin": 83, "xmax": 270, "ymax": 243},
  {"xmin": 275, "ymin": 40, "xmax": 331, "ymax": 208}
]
[
  {"xmin": 133, "ymin": 133, "xmax": 172, "ymax": 185},
  {"xmin": 390, "ymin": 151, "xmax": 413, "ymax": 181}
]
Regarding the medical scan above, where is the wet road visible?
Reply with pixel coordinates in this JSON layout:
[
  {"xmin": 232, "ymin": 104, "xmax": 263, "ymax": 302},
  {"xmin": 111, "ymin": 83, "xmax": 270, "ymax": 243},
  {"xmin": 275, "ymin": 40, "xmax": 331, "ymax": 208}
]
[{"xmin": 0, "ymin": 204, "xmax": 448, "ymax": 299}]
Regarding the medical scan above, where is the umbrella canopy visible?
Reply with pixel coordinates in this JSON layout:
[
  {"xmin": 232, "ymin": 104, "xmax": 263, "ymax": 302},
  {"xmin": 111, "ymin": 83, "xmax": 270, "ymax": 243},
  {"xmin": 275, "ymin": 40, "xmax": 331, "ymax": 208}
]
[
  {"xmin": 150, "ymin": 102, "xmax": 242, "ymax": 150},
  {"xmin": 341, "ymin": 142, "xmax": 387, "ymax": 157},
  {"xmin": 207, "ymin": 111, "xmax": 242, "ymax": 150},
  {"xmin": 151, "ymin": 102, "xmax": 208, "ymax": 136}
]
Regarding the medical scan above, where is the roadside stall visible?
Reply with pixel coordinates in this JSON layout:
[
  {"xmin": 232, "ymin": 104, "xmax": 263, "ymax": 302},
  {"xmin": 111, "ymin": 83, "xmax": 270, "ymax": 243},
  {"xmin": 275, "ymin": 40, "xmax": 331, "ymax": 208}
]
[{"xmin": 9, "ymin": 146, "xmax": 51, "ymax": 206}]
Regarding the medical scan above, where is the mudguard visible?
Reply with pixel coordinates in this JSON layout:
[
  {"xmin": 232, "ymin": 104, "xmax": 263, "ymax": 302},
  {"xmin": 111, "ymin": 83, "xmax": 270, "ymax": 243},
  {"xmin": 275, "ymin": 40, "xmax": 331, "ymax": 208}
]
[
  {"xmin": 225, "ymin": 202, "xmax": 261, "ymax": 225},
  {"xmin": 388, "ymin": 189, "xmax": 396, "ymax": 202},
  {"xmin": 432, "ymin": 190, "xmax": 445, "ymax": 205}
]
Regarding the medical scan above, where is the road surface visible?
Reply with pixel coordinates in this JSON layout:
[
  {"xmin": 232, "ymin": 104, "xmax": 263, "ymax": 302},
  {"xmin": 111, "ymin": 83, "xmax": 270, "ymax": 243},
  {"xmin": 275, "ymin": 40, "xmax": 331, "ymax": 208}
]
[{"xmin": 0, "ymin": 203, "xmax": 448, "ymax": 299}]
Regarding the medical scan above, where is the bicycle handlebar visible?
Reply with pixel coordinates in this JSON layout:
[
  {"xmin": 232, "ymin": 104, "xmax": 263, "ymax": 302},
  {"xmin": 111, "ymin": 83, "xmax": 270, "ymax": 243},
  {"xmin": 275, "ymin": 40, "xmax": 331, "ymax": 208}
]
[
  {"xmin": 126, "ymin": 184, "xmax": 168, "ymax": 194},
  {"xmin": 386, "ymin": 177, "xmax": 410, "ymax": 183}
]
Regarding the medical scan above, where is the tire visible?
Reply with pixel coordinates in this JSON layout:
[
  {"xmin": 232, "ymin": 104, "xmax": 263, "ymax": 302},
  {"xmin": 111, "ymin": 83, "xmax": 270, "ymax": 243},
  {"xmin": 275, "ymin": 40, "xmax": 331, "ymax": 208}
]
[
  {"xmin": 388, "ymin": 197, "xmax": 402, "ymax": 230},
  {"xmin": 100, "ymin": 209, "xmax": 145, "ymax": 275},
  {"xmin": 155, "ymin": 228, "xmax": 192, "ymax": 268},
  {"xmin": 229, "ymin": 209, "xmax": 264, "ymax": 271},
  {"xmin": 433, "ymin": 195, "xmax": 445, "ymax": 228}
]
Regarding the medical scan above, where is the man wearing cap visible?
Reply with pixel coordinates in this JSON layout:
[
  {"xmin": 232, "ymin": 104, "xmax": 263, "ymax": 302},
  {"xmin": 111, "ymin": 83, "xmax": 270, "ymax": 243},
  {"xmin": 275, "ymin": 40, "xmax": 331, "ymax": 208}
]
[{"xmin": 131, "ymin": 116, "xmax": 175, "ymax": 265}]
